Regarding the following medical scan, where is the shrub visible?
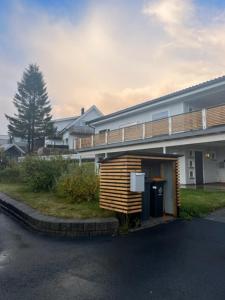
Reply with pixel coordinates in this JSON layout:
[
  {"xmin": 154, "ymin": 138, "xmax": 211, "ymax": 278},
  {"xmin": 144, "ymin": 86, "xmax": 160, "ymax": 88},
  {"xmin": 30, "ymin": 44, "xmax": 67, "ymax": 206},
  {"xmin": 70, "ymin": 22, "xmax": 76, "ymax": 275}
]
[
  {"xmin": 57, "ymin": 164, "xmax": 99, "ymax": 203},
  {"xmin": 0, "ymin": 149, "xmax": 8, "ymax": 170},
  {"xmin": 22, "ymin": 156, "xmax": 71, "ymax": 192},
  {"xmin": 0, "ymin": 164, "xmax": 24, "ymax": 183}
]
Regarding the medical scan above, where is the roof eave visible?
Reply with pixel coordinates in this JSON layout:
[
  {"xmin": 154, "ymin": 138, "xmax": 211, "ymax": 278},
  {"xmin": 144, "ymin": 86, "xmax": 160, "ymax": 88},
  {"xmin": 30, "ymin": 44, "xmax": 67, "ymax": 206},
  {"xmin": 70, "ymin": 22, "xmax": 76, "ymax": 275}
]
[{"xmin": 88, "ymin": 75, "xmax": 225, "ymax": 126}]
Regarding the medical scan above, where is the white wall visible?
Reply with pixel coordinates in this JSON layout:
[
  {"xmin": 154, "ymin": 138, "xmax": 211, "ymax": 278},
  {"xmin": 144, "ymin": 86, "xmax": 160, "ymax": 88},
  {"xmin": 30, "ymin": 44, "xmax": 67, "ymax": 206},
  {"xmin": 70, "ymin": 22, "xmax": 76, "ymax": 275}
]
[
  {"xmin": 167, "ymin": 146, "xmax": 224, "ymax": 184},
  {"xmin": 216, "ymin": 148, "xmax": 225, "ymax": 182},
  {"xmin": 62, "ymin": 131, "xmax": 75, "ymax": 149},
  {"xmin": 203, "ymin": 153, "xmax": 219, "ymax": 183},
  {"xmin": 202, "ymin": 147, "xmax": 225, "ymax": 183},
  {"xmin": 76, "ymin": 108, "xmax": 102, "ymax": 126},
  {"xmin": 94, "ymin": 102, "xmax": 184, "ymax": 133}
]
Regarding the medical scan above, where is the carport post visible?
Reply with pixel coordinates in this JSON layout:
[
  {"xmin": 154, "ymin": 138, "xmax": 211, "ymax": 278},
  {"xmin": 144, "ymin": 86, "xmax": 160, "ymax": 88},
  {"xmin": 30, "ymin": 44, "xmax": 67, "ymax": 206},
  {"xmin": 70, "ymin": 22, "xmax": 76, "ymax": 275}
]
[
  {"xmin": 95, "ymin": 156, "xmax": 100, "ymax": 174},
  {"xmin": 79, "ymin": 155, "xmax": 82, "ymax": 166}
]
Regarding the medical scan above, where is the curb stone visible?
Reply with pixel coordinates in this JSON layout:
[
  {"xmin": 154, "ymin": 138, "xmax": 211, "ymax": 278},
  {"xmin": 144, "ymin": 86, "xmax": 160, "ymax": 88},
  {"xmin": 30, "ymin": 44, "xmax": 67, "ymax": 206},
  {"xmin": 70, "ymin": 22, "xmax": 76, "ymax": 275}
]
[{"xmin": 0, "ymin": 192, "xmax": 119, "ymax": 237}]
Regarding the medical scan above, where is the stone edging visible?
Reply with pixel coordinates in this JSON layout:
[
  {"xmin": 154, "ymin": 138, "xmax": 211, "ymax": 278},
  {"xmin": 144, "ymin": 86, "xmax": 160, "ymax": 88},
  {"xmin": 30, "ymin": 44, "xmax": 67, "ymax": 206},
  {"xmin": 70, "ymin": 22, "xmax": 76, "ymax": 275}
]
[{"xmin": 0, "ymin": 192, "xmax": 119, "ymax": 237}]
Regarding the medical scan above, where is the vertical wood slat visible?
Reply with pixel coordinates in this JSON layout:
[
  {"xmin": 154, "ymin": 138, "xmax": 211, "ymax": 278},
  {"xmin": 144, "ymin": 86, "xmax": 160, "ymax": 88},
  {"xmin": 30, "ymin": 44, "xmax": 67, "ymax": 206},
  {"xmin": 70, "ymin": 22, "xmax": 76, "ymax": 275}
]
[
  {"xmin": 124, "ymin": 124, "xmax": 143, "ymax": 141},
  {"xmin": 99, "ymin": 156, "xmax": 142, "ymax": 214},
  {"xmin": 94, "ymin": 133, "xmax": 106, "ymax": 146},
  {"xmin": 80, "ymin": 136, "xmax": 92, "ymax": 148},
  {"xmin": 206, "ymin": 104, "xmax": 225, "ymax": 128},
  {"xmin": 145, "ymin": 118, "xmax": 169, "ymax": 138},
  {"xmin": 107, "ymin": 129, "xmax": 123, "ymax": 144},
  {"xmin": 78, "ymin": 104, "xmax": 225, "ymax": 150},
  {"xmin": 171, "ymin": 111, "xmax": 202, "ymax": 133}
]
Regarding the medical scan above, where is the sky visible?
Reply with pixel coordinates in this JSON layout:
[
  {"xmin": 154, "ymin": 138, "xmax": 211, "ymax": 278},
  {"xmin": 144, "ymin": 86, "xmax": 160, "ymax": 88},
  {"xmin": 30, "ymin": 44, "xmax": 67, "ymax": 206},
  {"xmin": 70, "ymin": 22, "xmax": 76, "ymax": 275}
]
[{"xmin": 1, "ymin": 0, "xmax": 225, "ymax": 134}]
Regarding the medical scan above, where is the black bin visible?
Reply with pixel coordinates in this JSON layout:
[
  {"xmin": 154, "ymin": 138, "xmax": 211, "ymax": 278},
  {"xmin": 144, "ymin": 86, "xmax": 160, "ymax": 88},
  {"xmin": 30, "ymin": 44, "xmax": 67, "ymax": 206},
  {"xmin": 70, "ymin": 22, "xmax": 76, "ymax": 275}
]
[{"xmin": 150, "ymin": 181, "xmax": 165, "ymax": 217}]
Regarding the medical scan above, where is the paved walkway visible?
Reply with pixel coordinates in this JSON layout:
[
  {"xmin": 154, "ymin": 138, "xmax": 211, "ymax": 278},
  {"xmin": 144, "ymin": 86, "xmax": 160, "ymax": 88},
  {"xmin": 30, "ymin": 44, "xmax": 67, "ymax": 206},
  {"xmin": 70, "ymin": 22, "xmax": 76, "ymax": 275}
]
[
  {"xmin": 205, "ymin": 208, "xmax": 225, "ymax": 223},
  {"xmin": 0, "ymin": 211, "xmax": 225, "ymax": 300}
]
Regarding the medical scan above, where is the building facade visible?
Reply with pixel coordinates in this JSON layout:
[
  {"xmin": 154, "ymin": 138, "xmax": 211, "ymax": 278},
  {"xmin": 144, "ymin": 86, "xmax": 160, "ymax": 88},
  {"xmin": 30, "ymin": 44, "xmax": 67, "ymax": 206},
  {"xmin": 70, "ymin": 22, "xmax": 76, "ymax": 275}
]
[
  {"xmin": 45, "ymin": 105, "xmax": 103, "ymax": 150},
  {"xmin": 75, "ymin": 76, "xmax": 225, "ymax": 185}
]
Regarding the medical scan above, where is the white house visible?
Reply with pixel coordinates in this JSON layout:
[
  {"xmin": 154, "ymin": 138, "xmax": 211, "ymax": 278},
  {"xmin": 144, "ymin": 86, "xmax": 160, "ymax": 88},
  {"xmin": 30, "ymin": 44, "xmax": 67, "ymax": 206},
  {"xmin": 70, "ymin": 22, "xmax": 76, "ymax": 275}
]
[
  {"xmin": 75, "ymin": 75, "xmax": 225, "ymax": 185},
  {"xmin": 45, "ymin": 105, "xmax": 103, "ymax": 150}
]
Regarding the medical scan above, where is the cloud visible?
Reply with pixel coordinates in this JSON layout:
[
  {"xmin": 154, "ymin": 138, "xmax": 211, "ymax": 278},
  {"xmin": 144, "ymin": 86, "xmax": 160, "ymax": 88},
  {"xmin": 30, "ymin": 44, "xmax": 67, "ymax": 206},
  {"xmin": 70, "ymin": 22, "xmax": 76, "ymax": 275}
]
[
  {"xmin": 1, "ymin": 0, "xmax": 225, "ymax": 133},
  {"xmin": 143, "ymin": 0, "xmax": 194, "ymax": 26}
]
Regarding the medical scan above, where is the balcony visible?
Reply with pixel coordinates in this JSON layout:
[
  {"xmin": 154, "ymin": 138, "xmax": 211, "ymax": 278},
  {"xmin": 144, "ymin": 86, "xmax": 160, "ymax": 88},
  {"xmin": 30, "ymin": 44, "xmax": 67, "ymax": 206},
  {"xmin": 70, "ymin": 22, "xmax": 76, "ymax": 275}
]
[
  {"xmin": 69, "ymin": 125, "xmax": 94, "ymax": 136},
  {"xmin": 75, "ymin": 103, "xmax": 225, "ymax": 150}
]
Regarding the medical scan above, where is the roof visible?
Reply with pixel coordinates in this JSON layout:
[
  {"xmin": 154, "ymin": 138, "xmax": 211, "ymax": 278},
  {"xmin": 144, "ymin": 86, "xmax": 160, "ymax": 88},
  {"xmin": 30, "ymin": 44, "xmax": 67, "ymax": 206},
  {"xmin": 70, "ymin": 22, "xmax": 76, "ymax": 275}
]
[
  {"xmin": 52, "ymin": 116, "xmax": 78, "ymax": 123},
  {"xmin": 101, "ymin": 151, "xmax": 180, "ymax": 163},
  {"xmin": 52, "ymin": 105, "xmax": 103, "ymax": 135},
  {"xmin": 0, "ymin": 144, "xmax": 25, "ymax": 154},
  {"xmin": 89, "ymin": 75, "xmax": 225, "ymax": 125}
]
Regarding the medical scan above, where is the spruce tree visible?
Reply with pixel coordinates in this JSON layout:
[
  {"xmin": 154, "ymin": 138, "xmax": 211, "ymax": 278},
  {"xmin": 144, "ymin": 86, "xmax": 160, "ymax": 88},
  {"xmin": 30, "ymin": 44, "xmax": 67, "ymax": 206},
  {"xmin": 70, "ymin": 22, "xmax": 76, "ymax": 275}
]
[{"xmin": 6, "ymin": 64, "xmax": 55, "ymax": 153}]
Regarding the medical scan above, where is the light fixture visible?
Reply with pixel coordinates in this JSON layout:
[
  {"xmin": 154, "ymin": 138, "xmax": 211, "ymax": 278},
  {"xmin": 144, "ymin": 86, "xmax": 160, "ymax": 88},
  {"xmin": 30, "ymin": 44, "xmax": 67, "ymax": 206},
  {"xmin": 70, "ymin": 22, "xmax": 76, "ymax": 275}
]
[{"xmin": 205, "ymin": 152, "xmax": 210, "ymax": 159}]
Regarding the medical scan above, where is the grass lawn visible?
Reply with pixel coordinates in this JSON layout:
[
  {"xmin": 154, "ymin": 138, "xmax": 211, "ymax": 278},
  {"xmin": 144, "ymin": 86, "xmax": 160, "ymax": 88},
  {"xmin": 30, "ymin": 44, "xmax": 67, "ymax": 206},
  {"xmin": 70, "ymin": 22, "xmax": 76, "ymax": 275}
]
[
  {"xmin": 0, "ymin": 183, "xmax": 114, "ymax": 219},
  {"xmin": 180, "ymin": 188, "xmax": 225, "ymax": 219}
]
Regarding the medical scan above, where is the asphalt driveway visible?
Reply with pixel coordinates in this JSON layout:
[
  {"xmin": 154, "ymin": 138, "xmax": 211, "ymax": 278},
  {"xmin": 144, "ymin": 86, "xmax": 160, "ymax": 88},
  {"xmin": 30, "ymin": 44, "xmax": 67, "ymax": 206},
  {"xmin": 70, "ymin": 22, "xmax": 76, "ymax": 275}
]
[{"xmin": 0, "ymin": 211, "xmax": 225, "ymax": 300}]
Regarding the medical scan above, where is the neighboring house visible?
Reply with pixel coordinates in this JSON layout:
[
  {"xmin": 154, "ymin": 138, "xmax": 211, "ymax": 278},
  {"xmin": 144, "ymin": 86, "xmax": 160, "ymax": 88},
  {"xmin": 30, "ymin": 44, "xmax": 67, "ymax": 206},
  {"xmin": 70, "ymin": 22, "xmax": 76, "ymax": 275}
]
[
  {"xmin": 11, "ymin": 137, "xmax": 28, "ymax": 152},
  {"xmin": 76, "ymin": 75, "xmax": 225, "ymax": 185},
  {"xmin": 45, "ymin": 106, "xmax": 103, "ymax": 150},
  {"xmin": 0, "ymin": 135, "xmax": 27, "ymax": 151},
  {"xmin": 0, "ymin": 135, "xmax": 9, "ymax": 145},
  {"xmin": 0, "ymin": 144, "xmax": 25, "ymax": 160}
]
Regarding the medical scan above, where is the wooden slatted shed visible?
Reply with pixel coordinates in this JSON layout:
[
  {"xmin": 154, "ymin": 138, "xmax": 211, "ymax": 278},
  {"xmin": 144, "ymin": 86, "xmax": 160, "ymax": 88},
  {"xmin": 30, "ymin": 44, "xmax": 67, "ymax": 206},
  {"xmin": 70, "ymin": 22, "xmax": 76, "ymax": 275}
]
[{"xmin": 99, "ymin": 153, "xmax": 180, "ymax": 219}]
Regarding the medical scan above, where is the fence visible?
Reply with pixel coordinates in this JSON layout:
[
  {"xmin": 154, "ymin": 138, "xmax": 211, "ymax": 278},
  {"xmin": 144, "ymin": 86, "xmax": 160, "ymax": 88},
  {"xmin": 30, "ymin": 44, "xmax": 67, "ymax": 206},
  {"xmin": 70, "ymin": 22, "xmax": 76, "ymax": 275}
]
[{"xmin": 76, "ymin": 103, "xmax": 225, "ymax": 150}]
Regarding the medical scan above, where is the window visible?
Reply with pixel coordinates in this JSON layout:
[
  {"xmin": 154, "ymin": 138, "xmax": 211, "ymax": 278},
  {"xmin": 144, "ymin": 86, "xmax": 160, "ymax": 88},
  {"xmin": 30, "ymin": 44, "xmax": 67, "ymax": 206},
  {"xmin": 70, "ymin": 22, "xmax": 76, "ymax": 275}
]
[
  {"xmin": 152, "ymin": 111, "xmax": 169, "ymax": 121},
  {"xmin": 99, "ymin": 129, "xmax": 110, "ymax": 134},
  {"xmin": 189, "ymin": 150, "xmax": 194, "ymax": 158},
  {"xmin": 211, "ymin": 152, "xmax": 216, "ymax": 160},
  {"xmin": 189, "ymin": 170, "xmax": 195, "ymax": 179}
]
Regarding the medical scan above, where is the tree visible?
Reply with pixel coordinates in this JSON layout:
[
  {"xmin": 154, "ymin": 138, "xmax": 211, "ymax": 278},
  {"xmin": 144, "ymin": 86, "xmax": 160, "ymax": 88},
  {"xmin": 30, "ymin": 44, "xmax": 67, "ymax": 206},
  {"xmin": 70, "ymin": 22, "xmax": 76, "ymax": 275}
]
[{"xmin": 6, "ymin": 64, "xmax": 55, "ymax": 153}]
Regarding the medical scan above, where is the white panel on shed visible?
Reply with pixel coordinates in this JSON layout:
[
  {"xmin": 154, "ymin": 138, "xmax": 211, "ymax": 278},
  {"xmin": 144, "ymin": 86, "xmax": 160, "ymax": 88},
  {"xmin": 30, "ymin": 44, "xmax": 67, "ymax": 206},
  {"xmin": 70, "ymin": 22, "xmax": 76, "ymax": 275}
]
[{"xmin": 130, "ymin": 172, "xmax": 145, "ymax": 192}]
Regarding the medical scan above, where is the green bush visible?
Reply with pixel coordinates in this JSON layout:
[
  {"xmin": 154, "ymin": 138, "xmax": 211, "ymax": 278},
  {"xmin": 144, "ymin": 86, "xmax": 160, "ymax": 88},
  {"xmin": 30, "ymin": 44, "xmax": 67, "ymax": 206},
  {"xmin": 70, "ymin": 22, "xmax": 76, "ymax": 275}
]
[
  {"xmin": 0, "ymin": 150, "xmax": 7, "ymax": 170},
  {"xmin": 57, "ymin": 164, "xmax": 99, "ymax": 203},
  {"xmin": 22, "ymin": 156, "xmax": 71, "ymax": 192},
  {"xmin": 0, "ymin": 164, "xmax": 24, "ymax": 183}
]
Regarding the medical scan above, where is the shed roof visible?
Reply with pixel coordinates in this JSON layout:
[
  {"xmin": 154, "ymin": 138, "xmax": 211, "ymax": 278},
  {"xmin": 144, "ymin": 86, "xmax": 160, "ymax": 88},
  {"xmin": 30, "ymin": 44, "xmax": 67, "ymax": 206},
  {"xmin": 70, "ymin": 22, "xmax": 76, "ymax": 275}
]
[
  {"xmin": 100, "ymin": 151, "xmax": 181, "ymax": 163},
  {"xmin": 0, "ymin": 144, "xmax": 25, "ymax": 154}
]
